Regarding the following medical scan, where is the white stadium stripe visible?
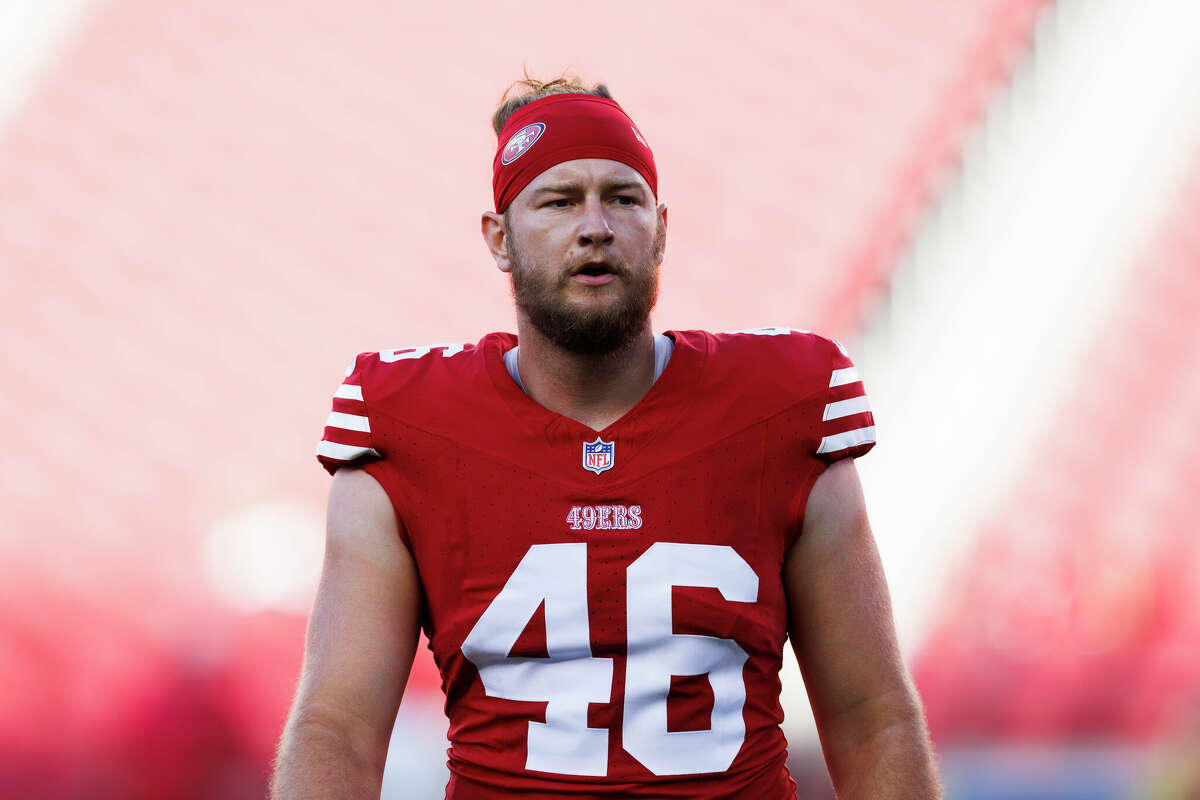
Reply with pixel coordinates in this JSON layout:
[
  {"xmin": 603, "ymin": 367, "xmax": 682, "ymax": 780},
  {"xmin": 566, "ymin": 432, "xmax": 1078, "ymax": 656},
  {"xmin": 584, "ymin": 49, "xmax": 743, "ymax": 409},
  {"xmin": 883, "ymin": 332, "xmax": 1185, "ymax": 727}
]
[
  {"xmin": 828, "ymin": 366, "xmax": 860, "ymax": 387},
  {"xmin": 823, "ymin": 395, "xmax": 871, "ymax": 422},
  {"xmin": 334, "ymin": 384, "xmax": 364, "ymax": 401},
  {"xmin": 325, "ymin": 412, "xmax": 371, "ymax": 433},
  {"xmin": 315, "ymin": 440, "xmax": 381, "ymax": 461},
  {"xmin": 816, "ymin": 426, "xmax": 877, "ymax": 455}
]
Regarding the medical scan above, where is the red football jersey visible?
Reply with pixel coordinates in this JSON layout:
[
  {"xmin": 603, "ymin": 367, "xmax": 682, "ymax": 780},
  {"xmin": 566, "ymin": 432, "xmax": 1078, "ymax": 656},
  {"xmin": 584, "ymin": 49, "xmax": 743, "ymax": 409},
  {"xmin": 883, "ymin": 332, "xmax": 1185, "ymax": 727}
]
[{"xmin": 316, "ymin": 327, "xmax": 875, "ymax": 798}]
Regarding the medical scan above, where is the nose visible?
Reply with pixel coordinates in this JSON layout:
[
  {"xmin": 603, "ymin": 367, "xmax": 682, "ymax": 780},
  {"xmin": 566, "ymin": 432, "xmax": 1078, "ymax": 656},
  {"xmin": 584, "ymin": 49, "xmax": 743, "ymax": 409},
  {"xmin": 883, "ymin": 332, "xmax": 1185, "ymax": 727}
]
[{"xmin": 577, "ymin": 197, "xmax": 614, "ymax": 248}]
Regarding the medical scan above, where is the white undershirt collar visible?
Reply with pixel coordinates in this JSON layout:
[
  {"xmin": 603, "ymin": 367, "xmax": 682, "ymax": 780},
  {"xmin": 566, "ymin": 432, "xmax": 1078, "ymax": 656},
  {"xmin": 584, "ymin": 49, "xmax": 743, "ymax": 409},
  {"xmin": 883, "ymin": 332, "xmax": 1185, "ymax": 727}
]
[{"xmin": 503, "ymin": 332, "xmax": 675, "ymax": 394}]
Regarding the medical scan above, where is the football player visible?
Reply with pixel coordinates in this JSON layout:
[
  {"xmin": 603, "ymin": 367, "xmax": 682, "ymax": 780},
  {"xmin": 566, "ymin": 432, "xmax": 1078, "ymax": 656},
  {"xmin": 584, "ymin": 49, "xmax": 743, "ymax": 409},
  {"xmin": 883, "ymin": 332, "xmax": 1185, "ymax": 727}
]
[{"xmin": 272, "ymin": 77, "xmax": 941, "ymax": 799}]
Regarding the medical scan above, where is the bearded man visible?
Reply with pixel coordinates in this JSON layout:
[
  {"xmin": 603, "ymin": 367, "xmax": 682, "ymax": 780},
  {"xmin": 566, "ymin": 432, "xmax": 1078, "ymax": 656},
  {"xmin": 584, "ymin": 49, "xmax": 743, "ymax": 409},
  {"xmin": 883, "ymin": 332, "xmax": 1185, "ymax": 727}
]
[{"xmin": 272, "ymin": 77, "xmax": 942, "ymax": 799}]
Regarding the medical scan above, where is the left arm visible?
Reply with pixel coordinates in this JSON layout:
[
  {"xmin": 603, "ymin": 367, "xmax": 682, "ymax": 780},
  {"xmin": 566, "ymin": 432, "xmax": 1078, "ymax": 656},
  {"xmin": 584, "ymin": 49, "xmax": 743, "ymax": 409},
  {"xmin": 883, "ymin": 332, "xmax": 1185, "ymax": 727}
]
[{"xmin": 785, "ymin": 458, "xmax": 941, "ymax": 798}]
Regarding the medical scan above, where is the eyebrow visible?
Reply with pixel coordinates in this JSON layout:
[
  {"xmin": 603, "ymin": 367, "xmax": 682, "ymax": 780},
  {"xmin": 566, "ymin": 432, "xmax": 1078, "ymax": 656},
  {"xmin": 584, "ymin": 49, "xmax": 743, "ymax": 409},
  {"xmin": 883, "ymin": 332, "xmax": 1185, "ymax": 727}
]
[{"xmin": 531, "ymin": 180, "xmax": 647, "ymax": 196}]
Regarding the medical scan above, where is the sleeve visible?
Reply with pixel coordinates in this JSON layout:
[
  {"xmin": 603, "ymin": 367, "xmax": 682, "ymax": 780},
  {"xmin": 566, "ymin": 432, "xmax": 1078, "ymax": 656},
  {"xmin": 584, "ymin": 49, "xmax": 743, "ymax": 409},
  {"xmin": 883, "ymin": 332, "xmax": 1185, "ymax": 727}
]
[
  {"xmin": 315, "ymin": 353, "xmax": 383, "ymax": 475},
  {"xmin": 813, "ymin": 337, "xmax": 876, "ymax": 462}
]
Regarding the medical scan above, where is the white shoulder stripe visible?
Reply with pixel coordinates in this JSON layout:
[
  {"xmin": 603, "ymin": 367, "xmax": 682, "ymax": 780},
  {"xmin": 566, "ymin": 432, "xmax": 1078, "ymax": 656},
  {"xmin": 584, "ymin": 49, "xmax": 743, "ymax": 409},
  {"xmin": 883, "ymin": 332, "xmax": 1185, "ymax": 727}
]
[
  {"xmin": 816, "ymin": 426, "xmax": 876, "ymax": 455},
  {"xmin": 334, "ymin": 384, "xmax": 363, "ymax": 401},
  {"xmin": 316, "ymin": 440, "xmax": 381, "ymax": 461},
  {"xmin": 829, "ymin": 366, "xmax": 860, "ymax": 388},
  {"xmin": 823, "ymin": 395, "xmax": 871, "ymax": 422},
  {"xmin": 325, "ymin": 411, "xmax": 371, "ymax": 433}
]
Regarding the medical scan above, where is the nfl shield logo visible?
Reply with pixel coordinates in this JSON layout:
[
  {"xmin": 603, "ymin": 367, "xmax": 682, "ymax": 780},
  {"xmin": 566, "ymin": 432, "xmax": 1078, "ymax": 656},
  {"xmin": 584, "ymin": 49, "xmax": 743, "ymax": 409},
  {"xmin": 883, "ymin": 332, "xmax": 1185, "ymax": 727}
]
[{"xmin": 582, "ymin": 436, "xmax": 615, "ymax": 475}]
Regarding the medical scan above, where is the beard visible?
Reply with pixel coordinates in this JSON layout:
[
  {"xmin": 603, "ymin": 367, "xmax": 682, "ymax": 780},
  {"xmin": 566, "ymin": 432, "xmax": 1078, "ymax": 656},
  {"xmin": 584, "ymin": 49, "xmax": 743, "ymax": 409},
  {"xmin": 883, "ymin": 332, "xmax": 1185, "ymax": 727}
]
[{"xmin": 508, "ymin": 224, "xmax": 662, "ymax": 357}]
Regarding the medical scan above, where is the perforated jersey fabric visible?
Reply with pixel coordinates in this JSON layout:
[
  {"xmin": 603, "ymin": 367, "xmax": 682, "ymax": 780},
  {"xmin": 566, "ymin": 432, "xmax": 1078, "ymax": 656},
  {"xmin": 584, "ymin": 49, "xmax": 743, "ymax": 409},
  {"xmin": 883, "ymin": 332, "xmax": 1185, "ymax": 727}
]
[{"xmin": 316, "ymin": 328, "xmax": 875, "ymax": 798}]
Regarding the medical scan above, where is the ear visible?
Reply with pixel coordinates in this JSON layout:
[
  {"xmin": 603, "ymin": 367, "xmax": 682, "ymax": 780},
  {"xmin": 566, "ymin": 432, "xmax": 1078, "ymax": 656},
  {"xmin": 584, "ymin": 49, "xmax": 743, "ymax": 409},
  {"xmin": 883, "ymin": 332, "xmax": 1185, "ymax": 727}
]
[
  {"xmin": 654, "ymin": 203, "xmax": 668, "ymax": 265},
  {"xmin": 481, "ymin": 211, "xmax": 511, "ymax": 273}
]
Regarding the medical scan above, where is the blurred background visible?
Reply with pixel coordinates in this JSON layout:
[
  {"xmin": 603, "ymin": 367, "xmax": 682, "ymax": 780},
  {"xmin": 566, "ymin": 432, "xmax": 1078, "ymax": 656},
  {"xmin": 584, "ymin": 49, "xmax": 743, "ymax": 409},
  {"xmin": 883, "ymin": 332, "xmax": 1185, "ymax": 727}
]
[{"xmin": 1, "ymin": 0, "xmax": 1198, "ymax": 797}]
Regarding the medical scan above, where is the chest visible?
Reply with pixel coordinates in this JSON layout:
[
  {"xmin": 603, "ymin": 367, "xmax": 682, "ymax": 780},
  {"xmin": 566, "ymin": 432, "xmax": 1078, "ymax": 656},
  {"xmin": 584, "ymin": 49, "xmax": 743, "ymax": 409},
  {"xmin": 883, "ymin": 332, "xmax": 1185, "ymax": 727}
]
[{"xmin": 385, "ymin": 419, "xmax": 814, "ymax": 667}]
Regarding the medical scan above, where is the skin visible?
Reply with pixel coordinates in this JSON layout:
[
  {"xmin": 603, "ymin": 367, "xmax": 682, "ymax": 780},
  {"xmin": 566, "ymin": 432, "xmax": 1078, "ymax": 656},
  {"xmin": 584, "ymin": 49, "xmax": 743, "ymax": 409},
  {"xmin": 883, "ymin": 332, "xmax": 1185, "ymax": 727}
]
[
  {"xmin": 788, "ymin": 459, "xmax": 942, "ymax": 798},
  {"xmin": 272, "ymin": 157, "xmax": 941, "ymax": 798},
  {"xmin": 480, "ymin": 158, "xmax": 667, "ymax": 431},
  {"xmin": 272, "ymin": 468, "xmax": 420, "ymax": 799}
]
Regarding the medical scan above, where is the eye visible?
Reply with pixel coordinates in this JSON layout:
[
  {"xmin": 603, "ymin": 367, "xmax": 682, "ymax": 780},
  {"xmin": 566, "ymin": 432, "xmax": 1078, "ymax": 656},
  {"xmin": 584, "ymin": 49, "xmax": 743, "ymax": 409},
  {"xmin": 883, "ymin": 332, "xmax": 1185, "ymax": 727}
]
[
  {"xmin": 545, "ymin": 198, "xmax": 570, "ymax": 209},
  {"xmin": 614, "ymin": 195, "xmax": 637, "ymax": 206}
]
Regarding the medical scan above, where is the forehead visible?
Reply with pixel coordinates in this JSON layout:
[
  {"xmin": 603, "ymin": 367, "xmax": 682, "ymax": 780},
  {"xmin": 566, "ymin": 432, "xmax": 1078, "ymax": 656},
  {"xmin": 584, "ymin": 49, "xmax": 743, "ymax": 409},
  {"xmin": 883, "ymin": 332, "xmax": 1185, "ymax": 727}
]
[{"xmin": 523, "ymin": 159, "xmax": 650, "ymax": 194}]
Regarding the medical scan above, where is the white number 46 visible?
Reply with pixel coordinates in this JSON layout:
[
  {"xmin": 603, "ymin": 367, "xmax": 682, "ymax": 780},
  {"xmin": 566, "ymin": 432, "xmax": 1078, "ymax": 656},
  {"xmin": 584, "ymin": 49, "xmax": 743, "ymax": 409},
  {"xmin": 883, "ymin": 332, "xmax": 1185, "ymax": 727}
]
[{"xmin": 460, "ymin": 542, "xmax": 758, "ymax": 777}]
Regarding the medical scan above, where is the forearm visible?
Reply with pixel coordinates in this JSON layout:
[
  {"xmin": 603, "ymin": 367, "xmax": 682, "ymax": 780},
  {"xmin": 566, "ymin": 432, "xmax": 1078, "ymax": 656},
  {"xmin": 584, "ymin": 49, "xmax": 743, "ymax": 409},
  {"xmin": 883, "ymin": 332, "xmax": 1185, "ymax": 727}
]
[
  {"xmin": 822, "ymin": 694, "xmax": 942, "ymax": 800},
  {"xmin": 271, "ymin": 710, "xmax": 387, "ymax": 800}
]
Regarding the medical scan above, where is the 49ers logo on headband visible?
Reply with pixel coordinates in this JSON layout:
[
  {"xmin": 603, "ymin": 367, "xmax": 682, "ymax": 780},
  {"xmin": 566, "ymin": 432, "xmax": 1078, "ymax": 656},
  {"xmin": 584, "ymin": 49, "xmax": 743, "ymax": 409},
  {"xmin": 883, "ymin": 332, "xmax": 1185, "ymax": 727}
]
[
  {"xmin": 500, "ymin": 122, "xmax": 546, "ymax": 165},
  {"xmin": 492, "ymin": 94, "xmax": 657, "ymax": 212}
]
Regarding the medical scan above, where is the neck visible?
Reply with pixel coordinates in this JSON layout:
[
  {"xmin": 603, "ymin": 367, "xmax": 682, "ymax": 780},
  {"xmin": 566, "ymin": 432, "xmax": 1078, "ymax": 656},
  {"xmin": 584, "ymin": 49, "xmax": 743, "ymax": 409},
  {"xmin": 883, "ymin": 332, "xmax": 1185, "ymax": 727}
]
[{"xmin": 514, "ymin": 317, "xmax": 656, "ymax": 432}]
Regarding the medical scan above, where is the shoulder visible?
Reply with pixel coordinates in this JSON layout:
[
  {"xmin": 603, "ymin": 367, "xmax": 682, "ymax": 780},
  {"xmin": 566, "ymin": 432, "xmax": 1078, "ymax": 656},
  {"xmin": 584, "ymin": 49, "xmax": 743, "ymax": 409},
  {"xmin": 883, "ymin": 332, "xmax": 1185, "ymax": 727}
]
[
  {"xmin": 349, "ymin": 334, "xmax": 507, "ymax": 397},
  {"xmin": 349, "ymin": 332, "xmax": 515, "ymax": 420},
  {"xmin": 671, "ymin": 326, "xmax": 875, "ymax": 461},
  {"xmin": 678, "ymin": 326, "xmax": 850, "ymax": 402},
  {"xmin": 316, "ymin": 332, "xmax": 513, "ymax": 474},
  {"xmin": 711, "ymin": 325, "xmax": 841, "ymax": 362}
]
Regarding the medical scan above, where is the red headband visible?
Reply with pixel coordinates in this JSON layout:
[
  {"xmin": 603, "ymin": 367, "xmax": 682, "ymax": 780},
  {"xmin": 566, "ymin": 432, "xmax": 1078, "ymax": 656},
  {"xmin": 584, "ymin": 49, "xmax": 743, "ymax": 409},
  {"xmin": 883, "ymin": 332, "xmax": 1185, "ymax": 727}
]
[{"xmin": 492, "ymin": 93, "xmax": 657, "ymax": 213}]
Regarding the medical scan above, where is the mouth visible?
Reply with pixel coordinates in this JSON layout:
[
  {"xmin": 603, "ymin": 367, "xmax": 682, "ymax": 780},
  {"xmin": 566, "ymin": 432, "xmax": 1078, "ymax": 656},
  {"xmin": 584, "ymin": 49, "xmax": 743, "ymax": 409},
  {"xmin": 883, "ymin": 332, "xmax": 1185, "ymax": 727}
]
[{"xmin": 570, "ymin": 260, "xmax": 619, "ymax": 286}]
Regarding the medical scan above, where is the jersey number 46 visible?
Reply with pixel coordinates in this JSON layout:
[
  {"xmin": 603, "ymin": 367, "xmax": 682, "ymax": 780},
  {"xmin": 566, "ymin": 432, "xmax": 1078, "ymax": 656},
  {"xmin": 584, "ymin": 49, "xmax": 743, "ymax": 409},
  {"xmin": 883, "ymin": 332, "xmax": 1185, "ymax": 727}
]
[{"xmin": 460, "ymin": 542, "xmax": 758, "ymax": 777}]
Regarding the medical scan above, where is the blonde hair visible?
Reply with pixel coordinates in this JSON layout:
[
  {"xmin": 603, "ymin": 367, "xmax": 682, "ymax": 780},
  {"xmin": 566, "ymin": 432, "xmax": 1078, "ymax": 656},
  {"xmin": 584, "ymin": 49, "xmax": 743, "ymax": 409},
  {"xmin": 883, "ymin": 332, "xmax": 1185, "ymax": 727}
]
[{"xmin": 491, "ymin": 73, "xmax": 614, "ymax": 135}]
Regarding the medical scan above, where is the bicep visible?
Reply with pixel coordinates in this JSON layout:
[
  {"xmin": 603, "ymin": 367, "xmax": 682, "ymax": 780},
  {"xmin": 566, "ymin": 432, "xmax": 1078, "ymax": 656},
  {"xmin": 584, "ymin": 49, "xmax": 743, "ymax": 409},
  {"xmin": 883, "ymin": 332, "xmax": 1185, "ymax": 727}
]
[
  {"xmin": 293, "ymin": 467, "xmax": 422, "ymax": 747},
  {"xmin": 785, "ymin": 458, "xmax": 914, "ymax": 735}
]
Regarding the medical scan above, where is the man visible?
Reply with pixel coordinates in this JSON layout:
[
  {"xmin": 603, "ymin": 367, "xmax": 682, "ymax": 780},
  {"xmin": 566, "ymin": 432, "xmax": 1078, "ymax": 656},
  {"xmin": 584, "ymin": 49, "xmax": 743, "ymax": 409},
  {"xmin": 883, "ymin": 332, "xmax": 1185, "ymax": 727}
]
[{"xmin": 273, "ymin": 77, "xmax": 941, "ymax": 798}]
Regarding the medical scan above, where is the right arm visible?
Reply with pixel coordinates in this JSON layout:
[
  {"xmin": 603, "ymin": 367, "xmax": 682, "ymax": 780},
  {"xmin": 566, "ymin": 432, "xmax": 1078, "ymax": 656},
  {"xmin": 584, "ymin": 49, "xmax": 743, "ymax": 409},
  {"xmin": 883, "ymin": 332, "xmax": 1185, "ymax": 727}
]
[{"xmin": 271, "ymin": 468, "xmax": 422, "ymax": 799}]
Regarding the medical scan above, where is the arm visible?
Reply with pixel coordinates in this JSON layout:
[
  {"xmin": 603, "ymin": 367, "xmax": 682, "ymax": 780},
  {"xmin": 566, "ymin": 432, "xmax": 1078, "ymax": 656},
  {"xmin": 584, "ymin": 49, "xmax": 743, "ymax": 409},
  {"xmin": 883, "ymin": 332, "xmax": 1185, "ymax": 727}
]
[
  {"xmin": 272, "ymin": 468, "xmax": 422, "ymax": 799},
  {"xmin": 785, "ymin": 458, "xmax": 941, "ymax": 799}
]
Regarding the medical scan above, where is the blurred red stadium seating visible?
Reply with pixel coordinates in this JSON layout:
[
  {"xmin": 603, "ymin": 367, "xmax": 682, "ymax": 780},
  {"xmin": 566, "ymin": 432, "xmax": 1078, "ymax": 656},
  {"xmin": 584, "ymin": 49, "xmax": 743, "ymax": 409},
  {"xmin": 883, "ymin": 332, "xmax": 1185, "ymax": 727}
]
[
  {"xmin": 915, "ymin": 145, "xmax": 1200, "ymax": 742},
  {"xmin": 0, "ymin": 0, "xmax": 1046, "ymax": 793}
]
